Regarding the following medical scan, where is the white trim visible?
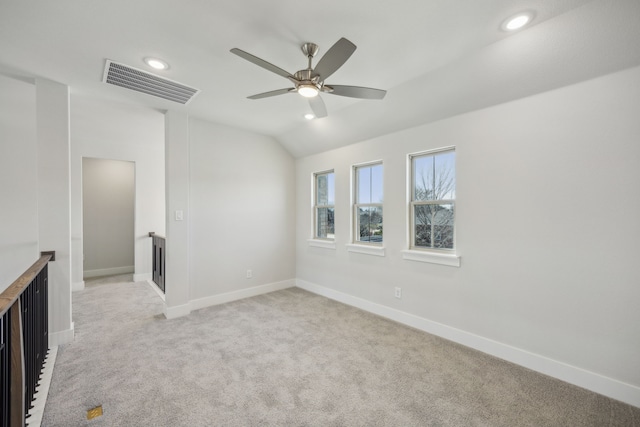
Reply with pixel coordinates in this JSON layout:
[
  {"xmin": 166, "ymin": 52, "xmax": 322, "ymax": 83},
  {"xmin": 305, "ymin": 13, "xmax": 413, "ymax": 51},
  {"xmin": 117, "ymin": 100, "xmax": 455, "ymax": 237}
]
[
  {"xmin": 163, "ymin": 279, "xmax": 296, "ymax": 320},
  {"xmin": 163, "ymin": 302, "xmax": 191, "ymax": 320},
  {"xmin": 133, "ymin": 272, "xmax": 152, "ymax": 282},
  {"xmin": 346, "ymin": 244, "xmax": 385, "ymax": 257},
  {"xmin": 409, "ymin": 145, "xmax": 456, "ymax": 158},
  {"xmin": 83, "ymin": 265, "xmax": 134, "ymax": 278},
  {"xmin": 307, "ymin": 239, "xmax": 336, "ymax": 249},
  {"xmin": 26, "ymin": 346, "xmax": 58, "ymax": 427},
  {"xmin": 401, "ymin": 249, "xmax": 460, "ymax": 267},
  {"xmin": 72, "ymin": 281, "xmax": 85, "ymax": 292},
  {"xmin": 190, "ymin": 279, "xmax": 295, "ymax": 312},
  {"xmin": 351, "ymin": 158, "xmax": 384, "ymax": 168},
  {"xmin": 295, "ymin": 278, "xmax": 640, "ymax": 408},
  {"xmin": 49, "ymin": 323, "xmax": 74, "ymax": 347},
  {"xmin": 146, "ymin": 279, "xmax": 165, "ymax": 301}
]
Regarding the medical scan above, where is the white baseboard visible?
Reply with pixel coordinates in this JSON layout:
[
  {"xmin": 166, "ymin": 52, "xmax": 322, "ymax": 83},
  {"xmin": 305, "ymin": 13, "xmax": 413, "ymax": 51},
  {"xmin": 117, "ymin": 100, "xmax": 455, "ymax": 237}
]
[
  {"xmin": 72, "ymin": 281, "xmax": 85, "ymax": 292},
  {"xmin": 190, "ymin": 279, "xmax": 295, "ymax": 312},
  {"xmin": 49, "ymin": 323, "xmax": 74, "ymax": 347},
  {"xmin": 296, "ymin": 279, "xmax": 640, "ymax": 409},
  {"xmin": 164, "ymin": 302, "xmax": 191, "ymax": 320},
  {"xmin": 134, "ymin": 272, "xmax": 152, "ymax": 282},
  {"xmin": 163, "ymin": 279, "xmax": 296, "ymax": 320},
  {"xmin": 83, "ymin": 265, "xmax": 134, "ymax": 279}
]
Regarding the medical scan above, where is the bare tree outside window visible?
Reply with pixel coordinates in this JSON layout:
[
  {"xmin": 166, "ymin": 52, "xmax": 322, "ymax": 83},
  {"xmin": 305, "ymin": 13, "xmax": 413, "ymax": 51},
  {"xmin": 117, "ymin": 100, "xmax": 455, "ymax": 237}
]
[
  {"xmin": 411, "ymin": 150, "xmax": 455, "ymax": 249},
  {"xmin": 315, "ymin": 171, "xmax": 335, "ymax": 239}
]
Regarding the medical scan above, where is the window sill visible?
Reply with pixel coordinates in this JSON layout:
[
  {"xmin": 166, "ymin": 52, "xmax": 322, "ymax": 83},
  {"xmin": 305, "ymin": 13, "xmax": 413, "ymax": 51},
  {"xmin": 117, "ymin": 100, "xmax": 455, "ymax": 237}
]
[
  {"xmin": 346, "ymin": 244, "xmax": 385, "ymax": 257},
  {"xmin": 307, "ymin": 239, "xmax": 336, "ymax": 250},
  {"xmin": 401, "ymin": 250, "xmax": 460, "ymax": 267}
]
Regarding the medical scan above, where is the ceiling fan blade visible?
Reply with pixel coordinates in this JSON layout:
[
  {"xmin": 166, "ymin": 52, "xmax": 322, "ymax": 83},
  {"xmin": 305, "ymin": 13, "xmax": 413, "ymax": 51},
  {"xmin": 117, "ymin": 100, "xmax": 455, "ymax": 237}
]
[
  {"xmin": 247, "ymin": 88, "xmax": 295, "ymax": 99},
  {"xmin": 308, "ymin": 96, "xmax": 328, "ymax": 118},
  {"xmin": 325, "ymin": 85, "xmax": 386, "ymax": 100},
  {"xmin": 230, "ymin": 48, "xmax": 293, "ymax": 79},
  {"xmin": 313, "ymin": 38, "xmax": 356, "ymax": 81}
]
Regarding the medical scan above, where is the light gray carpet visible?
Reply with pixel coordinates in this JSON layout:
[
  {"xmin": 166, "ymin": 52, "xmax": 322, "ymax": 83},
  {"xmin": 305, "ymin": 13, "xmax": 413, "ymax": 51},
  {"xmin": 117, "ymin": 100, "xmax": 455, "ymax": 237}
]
[{"xmin": 43, "ymin": 276, "xmax": 640, "ymax": 426}]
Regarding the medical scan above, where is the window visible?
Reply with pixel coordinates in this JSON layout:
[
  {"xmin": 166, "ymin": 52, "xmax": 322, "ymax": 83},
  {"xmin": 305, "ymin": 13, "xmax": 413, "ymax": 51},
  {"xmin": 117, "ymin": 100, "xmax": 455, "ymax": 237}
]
[
  {"xmin": 314, "ymin": 170, "xmax": 335, "ymax": 240},
  {"xmin": 410, "ymin": 148, "xmax": 455, "ymax": 250},
  {"xmin": 353, "ymin": 163, "xmax": 383, "ymax": 244}
]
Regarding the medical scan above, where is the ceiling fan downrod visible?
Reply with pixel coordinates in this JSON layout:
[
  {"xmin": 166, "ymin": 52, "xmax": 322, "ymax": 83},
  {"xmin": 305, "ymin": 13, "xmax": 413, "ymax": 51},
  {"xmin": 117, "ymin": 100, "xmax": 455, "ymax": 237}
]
[
  {"xmin": 295, "ymin": 42, "xmax": 321, "ymax": 96},
  {"xmin": 301, "ymin": 42, "xmax": 319, "ymax": 69}
]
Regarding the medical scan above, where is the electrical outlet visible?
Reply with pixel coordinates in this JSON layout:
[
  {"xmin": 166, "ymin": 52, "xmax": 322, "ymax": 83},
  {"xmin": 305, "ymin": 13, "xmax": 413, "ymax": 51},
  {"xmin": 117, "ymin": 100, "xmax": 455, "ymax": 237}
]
[
  {"xmin": 394, "ymin": 287, "xmax": 402, "ymax": 299},
  {"xmin": 246, "ymin": 269, "xmax": 252, "ymax": 279}
]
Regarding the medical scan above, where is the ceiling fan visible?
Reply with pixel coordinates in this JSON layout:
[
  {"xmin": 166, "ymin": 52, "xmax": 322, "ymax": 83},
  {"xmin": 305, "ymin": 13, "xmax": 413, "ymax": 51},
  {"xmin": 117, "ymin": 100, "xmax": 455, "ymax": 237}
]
[{"xmin": 230, "ymin": 37, "xmax": 386, "ymax": 118}]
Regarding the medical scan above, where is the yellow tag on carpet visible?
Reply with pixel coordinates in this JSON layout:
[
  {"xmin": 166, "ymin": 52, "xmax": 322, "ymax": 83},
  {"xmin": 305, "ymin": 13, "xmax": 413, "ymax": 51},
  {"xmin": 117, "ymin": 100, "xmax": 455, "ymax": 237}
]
[{"xmin": 87, "ymin": 405, "xmax": 103, "ymax": 420}]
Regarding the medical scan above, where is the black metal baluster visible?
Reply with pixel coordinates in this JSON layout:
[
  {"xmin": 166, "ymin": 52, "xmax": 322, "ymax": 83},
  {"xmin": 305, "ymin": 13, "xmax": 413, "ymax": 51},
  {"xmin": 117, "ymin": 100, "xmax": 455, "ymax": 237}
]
[
  {"xmin": 1, "ymin": 254, "xmax": 52, "ymax": 426},
  {"xmin": 1, "ymin": 313, "xmax": 9, "ymax": 427}
]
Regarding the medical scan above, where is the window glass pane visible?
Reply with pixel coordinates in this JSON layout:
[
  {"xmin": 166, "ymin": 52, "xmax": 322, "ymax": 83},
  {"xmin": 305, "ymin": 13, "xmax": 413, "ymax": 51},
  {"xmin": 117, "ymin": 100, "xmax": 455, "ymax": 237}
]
[
  {"xmin": 317, "ymin": 174, "xmax": 328, "ymax": 205},
  {"xmin": 317, "ymin": 207, "xmax": 335, "ymax": 239},
  {"xmin": 327, "ymin": 173, "xmax": 335, "ymax": 205},
  {"xmin": 414, "ymin": 204, "xmax": 454, "ymax": 249},
  {"xmin": 357, "ymin": 167, "xmax": 371, "ymax": 204},
  {"xmin": 414, "ymin": 205, "xmax": 431, "ymax": 247},
  {"xmin": 357, "ymin": 164, "xmax": 383, "ymax": 204},
  {"xmin": 316, "ymin": 172, "xmax": 335, "ymax": 205},
  {"xmin": 371, "ymin": 164, "xmax": 383, "ymax": 203},
  {"xmin": 413, "ymin": 151, "xmax": 455, "ymax": 201},
  {"xmin": 434, "ymin": 151, "xmax": 455, "ymax": 200},
  {"xmin": 357, "ymin": 206, "xmax": 383, "ymax": 243}
]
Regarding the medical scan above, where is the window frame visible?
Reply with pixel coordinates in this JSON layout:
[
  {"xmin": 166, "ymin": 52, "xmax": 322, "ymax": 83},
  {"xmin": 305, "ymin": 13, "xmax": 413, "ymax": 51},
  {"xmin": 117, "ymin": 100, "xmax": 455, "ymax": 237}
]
[
  {"xmin": 408, "ymin": 147, "xmax": 456, "ymax": 252},
  {"xmin": 352, "ymin": 161, "xmax": 384, "ymax": 246},
  {"xmin": 313, "ymin": 169, "xmax": 335, "ymax": 241}
]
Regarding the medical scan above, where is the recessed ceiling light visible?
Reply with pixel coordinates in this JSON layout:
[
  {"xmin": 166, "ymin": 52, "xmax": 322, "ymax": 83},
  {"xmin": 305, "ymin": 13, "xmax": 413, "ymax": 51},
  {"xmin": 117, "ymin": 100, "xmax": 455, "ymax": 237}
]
[
  {"xmin": 501, "ymin": 12, "xmax": 534, "ymax": 31},
  {"xmin": 144, "ymin": 57, "xmax": 169, "ymax": 70},
  {"xmin": 304, "ymin": 113, "xmax": 315, "ymax": 120}
]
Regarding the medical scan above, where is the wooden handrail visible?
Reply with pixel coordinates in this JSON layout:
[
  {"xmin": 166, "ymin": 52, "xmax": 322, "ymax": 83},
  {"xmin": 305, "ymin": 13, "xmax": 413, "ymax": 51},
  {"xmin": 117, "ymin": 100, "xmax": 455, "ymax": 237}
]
[{"xmin": 0, "ymin": 253, "xmax": 52, "ymax": 318}]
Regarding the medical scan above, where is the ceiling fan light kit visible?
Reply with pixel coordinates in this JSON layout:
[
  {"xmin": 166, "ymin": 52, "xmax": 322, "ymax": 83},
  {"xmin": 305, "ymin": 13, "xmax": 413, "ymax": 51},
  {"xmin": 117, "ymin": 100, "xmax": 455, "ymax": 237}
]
[
  {"xmin": 230, "ymin": 37, "xmax": 386, "ymax": 118},
  {"xmin": 298, "ymin": 85, "xmax": 319, "ymax": 98}
]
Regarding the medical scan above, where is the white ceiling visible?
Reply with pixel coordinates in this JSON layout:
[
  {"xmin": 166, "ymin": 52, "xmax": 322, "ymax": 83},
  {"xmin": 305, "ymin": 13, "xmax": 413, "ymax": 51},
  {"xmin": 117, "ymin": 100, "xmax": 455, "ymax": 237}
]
[{"xmin": 1, "ymin": 0, "xmax": 639, "ymax": 157}]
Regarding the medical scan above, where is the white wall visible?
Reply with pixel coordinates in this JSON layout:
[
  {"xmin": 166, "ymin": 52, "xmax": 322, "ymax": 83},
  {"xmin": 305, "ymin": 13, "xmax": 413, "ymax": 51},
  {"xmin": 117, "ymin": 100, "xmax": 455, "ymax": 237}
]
[
  {"xmin": 0, "ymin": 74, "xmax": 38, "ymax": 291},
  {"xmin": 186, "ymin": 117, "xmax": 296, "ymax": 309},
  {"xmin": 164, "ymin": 110, "xmax": 190, "ymax": 314},
  {"xmin": 36, "ymin": 78, "xmax": 73, "ymax": 346},
  {"xmin": 296, "ymin": 66, "xmax": 640, "ymax": 406},
  {"xmin": 82, "ymin": 158, "xmax": 135, "ymax": 277},
  {"xmin": 70, "ymin": 95, "xmax": 165, "ymax": 289}
]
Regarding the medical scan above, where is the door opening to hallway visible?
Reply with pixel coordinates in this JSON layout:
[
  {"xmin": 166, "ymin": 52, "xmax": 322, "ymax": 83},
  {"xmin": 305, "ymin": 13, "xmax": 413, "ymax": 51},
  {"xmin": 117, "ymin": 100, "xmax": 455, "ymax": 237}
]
[{"xmin": 82, "ymin": 157, "xmax": 135, "ymax": 280}]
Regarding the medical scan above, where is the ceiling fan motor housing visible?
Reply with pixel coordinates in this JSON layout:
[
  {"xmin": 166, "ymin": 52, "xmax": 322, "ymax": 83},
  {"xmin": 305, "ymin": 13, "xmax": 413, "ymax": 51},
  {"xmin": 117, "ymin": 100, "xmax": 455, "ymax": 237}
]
[
  {"xmin": 294, "ymin": 69, "xmax": 321, "ymax": 94},
  {"xmin": 294, "ymin": 69, "xmax": 319, "ymax": 83}
]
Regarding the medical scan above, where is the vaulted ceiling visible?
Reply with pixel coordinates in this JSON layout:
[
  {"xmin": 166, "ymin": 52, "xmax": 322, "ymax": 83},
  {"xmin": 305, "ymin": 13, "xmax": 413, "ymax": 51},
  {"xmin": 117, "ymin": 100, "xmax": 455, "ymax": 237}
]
[{"xmin": 1, "ymin": 0, "xmax": 639, "ymax": 157}]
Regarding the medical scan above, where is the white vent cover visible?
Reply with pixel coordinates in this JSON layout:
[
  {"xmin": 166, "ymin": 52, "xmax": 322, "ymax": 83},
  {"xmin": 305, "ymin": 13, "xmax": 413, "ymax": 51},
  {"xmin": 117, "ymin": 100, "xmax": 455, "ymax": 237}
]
[{"xmin": 103, "ymin": 60, "xmax": 200, "ymax": 104}]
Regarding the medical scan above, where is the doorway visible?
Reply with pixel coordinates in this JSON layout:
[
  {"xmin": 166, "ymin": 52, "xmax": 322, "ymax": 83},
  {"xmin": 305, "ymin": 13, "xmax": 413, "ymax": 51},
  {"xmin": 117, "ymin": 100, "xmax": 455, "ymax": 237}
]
[{"xmin": 82, "ymin": 157, "xmax": 135, "ymax": 280}]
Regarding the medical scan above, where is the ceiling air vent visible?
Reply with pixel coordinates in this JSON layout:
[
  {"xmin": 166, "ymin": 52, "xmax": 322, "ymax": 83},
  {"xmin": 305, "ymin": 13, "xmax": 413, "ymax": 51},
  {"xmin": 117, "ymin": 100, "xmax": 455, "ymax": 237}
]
[{"xmin": 103, "ymin": 60, "xmax": 200, "ymax": 104}]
